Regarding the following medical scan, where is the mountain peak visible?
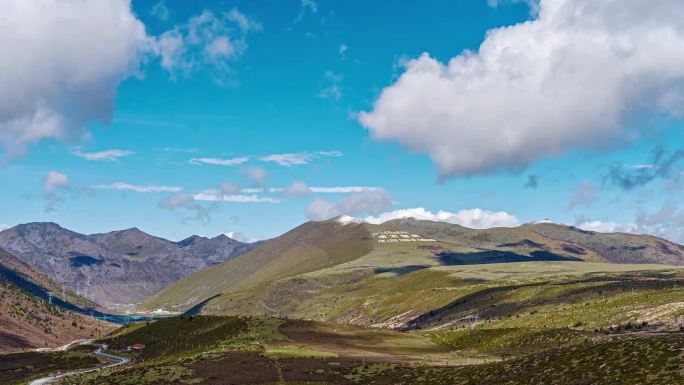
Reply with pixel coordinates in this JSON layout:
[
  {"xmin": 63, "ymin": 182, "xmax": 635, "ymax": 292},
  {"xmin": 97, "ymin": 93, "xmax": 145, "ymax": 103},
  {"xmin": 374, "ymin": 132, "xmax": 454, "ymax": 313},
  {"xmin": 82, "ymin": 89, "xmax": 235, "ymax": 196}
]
[{"xmin": 177, "ymin": 235, "xmax": 208, "ymax": 247}]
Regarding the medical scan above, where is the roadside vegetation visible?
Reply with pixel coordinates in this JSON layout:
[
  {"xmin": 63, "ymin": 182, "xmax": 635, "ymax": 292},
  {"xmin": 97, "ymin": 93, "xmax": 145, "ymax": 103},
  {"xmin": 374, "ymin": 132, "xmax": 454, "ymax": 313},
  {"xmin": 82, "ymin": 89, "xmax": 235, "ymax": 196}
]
[
  {"xmin": 0, "ymin": 348, "xmax": 99, "ymax": 385},
  {"xmin": 51, "ymin": 314, "xmax": 684, "ymax": 385}
]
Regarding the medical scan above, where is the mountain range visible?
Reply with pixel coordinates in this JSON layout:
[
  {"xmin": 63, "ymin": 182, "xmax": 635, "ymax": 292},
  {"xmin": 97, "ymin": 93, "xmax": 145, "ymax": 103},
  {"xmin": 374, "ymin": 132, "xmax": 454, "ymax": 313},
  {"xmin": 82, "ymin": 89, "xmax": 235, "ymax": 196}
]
[
  {"xmin": 0, "ymin": 223, "xmax": 257, "ymax": 306},
  {"xmin": 141, "ymin": 218, "xmax": 684, "ymax": 327}
]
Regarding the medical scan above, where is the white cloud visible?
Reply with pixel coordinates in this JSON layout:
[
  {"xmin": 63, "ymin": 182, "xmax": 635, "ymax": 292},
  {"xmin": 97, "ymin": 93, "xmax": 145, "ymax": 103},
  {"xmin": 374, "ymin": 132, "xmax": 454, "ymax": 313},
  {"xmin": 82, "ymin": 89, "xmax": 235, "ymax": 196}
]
[
  {"xmin": 359, "ymin": 0, "xmax": 684, "ymax": 177},
  {"xmin": 72, "ymin": 148, "xmax": 134, "ymax": 161},
  {"xmin": 226, "ymin": 8, "xmax": 262, "ymax": 33},
  {"xmin": 242, "ymin": 167, "xmax": 268, "ymax": 186},
  {"xmin": 306, "ymin": 190, "xmax": 392, "ymax": 221},
  {"xmin": 0, "ymin": 0, "xmax": 153, "ymax": 157},
  {"xmin": 43, "ymin": 171, "xmax": 71, "ymax": 212},
  {"xmin": 224, "ymin": 231, "xmax": 262, "ymax": 243},
  {"xmin": 92, "ymin": 182, "xmax": 182, "ymax": 193},
  {"xmin": 343, "ymin": 207, "xmax": 519, "ymax": 229},
  {"xmin": 576, "ymin": 220, "xmax": 638, "ymax": 234},
  {"xmin": 634, "ymin": 203, "xmax": 684, "ymax": 244},
  {"xmin": 259, "ymin": 151, "xmax": 343, "ymax": 167},
  {"xmin": 295, "ymin": 0, "xmax": 318, "ymax": 23},
  {"xmin": 339, "ymin": 44, "xmax": 348, "ymax": 55},
  {"xmin": 260, "ymin": 153, "xmax": 311, "ymax": 167},
  {"xmin": 157, "ymin": 8, "xmax": 260, "ymax": 84},
  {"xmin": 284, "ymin": 181, "xmax": 312, "ymax": 196},
  {"xmin": 576, "ymin": 204, "xmax": 684, "ymax": 243},
  {"xmin": 567, "ymin": 180, "xmax": 598, "ymax": 211},
  {"xmin": 0, "ymin": 3, "xmax": 261, "ymax": 157},
  {"xmin": 0, "ymin": 224, "xmax": 12, "ymax": 232},
  {"xmin": 193, "ymin": 190, "xmax": 279, "ymax": 203},
  {"xmin": 43, "ymin": 171, "xmax": 70, "ymax": 194},
  {"xmin": 159, "ymin": 193, "xmax": 193, "ymax": 209},
  {"xmin": 225, "ymin": 184, "xmax": 376, "ymax": 195},
  {"xmin": 150, "ymin": 0, "xmax": 169, "ymax": 21},
  {"xmin": 310, "ymin": 186, "xmax": 378, "ymax": 194},
  {"xmin": 220, "ymin": 182, "xmax": 241, "ymax": 194},
  {"xmin": 318, "ymin": 71, "xmax": 343, "ymax": 100},
  {"xmin": 189, "ymin": 157, "xmax": 249, "ymax": 166}
]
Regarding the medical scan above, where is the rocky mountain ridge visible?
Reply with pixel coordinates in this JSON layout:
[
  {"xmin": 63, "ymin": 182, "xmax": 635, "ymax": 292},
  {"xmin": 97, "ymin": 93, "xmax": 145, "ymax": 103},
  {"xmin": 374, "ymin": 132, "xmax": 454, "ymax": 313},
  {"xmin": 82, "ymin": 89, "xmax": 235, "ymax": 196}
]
[{"xmin": 0, "ymin": 223, "xmax": 257, "ymax": 306}]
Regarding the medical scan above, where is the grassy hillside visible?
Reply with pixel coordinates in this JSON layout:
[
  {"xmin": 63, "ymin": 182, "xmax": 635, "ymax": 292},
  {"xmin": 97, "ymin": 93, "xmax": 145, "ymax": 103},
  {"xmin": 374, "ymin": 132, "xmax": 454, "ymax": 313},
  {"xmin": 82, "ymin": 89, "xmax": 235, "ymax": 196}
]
[
  {"xmin": 0, "ymin": 347, "xmax": 100, "ymax": 385},
  {"xmin": 142, "ymin": 219, "xmax": 684, "ymax": 331},
  {"xmin": 35, "ymin": 315, "xmax": 684, "ymax": 385},
  {"xmin": 143, "ymin": 220, "xmax": 373, "ymax": 310},
  {"xmin": 388, "ymin": 218, "xmax": 684, "ymax": 265},
  {"xmin": 57, "ymin": 316, "xmax": 459, "ymax": 385},
  {"xmin": 370, "ymin": 333, "xmax": 684, "ymax": 385}
]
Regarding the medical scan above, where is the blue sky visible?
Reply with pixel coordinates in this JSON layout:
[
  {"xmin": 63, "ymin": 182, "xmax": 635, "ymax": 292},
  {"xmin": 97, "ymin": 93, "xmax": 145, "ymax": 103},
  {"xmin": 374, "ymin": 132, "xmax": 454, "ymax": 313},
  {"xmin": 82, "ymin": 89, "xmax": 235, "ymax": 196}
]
[{"xmin": 1, "ymin": 0, "xmax": 684, "ymax": 243}]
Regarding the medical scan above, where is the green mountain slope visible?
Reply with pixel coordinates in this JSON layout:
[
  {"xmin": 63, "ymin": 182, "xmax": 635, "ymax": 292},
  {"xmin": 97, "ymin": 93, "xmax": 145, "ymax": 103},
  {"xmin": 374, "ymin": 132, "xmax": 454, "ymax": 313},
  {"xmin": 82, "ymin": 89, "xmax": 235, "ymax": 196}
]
[
  {"xmin": 141, "ymin": 219, "xmax": 684, "ymax": 329},
  {"xmin": 143, "ymin": 220, "xmax": 373, "ymax": 310}
]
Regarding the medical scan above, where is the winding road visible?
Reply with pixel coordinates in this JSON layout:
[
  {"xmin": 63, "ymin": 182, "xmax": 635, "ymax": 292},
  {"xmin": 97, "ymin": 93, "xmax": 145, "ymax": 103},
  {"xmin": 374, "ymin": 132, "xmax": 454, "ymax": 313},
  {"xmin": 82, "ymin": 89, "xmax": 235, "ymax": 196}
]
[{"xmin": 28, "ymin": 341, "xmax": 130, "ymax": 385}]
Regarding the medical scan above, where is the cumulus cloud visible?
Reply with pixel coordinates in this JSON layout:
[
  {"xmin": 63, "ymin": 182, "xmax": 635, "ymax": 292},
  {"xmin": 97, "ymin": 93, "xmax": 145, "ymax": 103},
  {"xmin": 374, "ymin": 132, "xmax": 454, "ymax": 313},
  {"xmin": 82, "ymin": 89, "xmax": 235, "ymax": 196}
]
[
  {"xmin": 0, "ymin": 0, "xmax": 152, "ymax": 157},
  {"xmin": 306, "ymin": 189, "xmax": 392, "ymax": 221},
  {"xmin": 242, "ymin": 167, "xmax": 268, "ymax": 186},
  {"xmin": 575, "ymin": 220, "xmax": 638, "ymax": 234},
  {"xmin": 189, "ymin": 157, "xmax": 249, "ymax": 166},
  {"xmin": 92, "ymin": 182, "xmax": 182, "ymax": 193},
  {"xmin": 0, "ymin": 2, "xmax": 260, "ymax": 157},
  {"xmin": 341, "ymin": 207, "xmax": 520, "ymax": 229},
  {"xmin": 44, "ymin": 171, "xmax": 70, "ymax": 194},
  {"xmin": 0, "ymin": 224, "xmax": 11, "ymax": 232},
  {"xmin": 606, "ymin": 148, "xmax": 684, "ymax": 190},
  {"xmin": 224, "ymin": 231, "xmax": 259, "ymax": 243},
  {"xmin": 72, "ymin": 148, "xmax": 134, "ymax": 162},
  {"xmin": 576, "ymin": 203, "xmax": 684, "ymax": 244},
  {"xmin": 567, "ymin": 180, "xmax": 597, "ymax": 211},
  {"xmin": 157, "ymin": 8, "xmax": 261, "ymax": 84},
  {"xmin": 259, "ymin": 151, "xmax": 343, "ymax": 167},
  {"xmin": 359, "ymin": 0, "xmax": 684, "ymax": 178},
  {"xmin": 43, "ymin": 171, "xmax": 71, "ymax": 212}
]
